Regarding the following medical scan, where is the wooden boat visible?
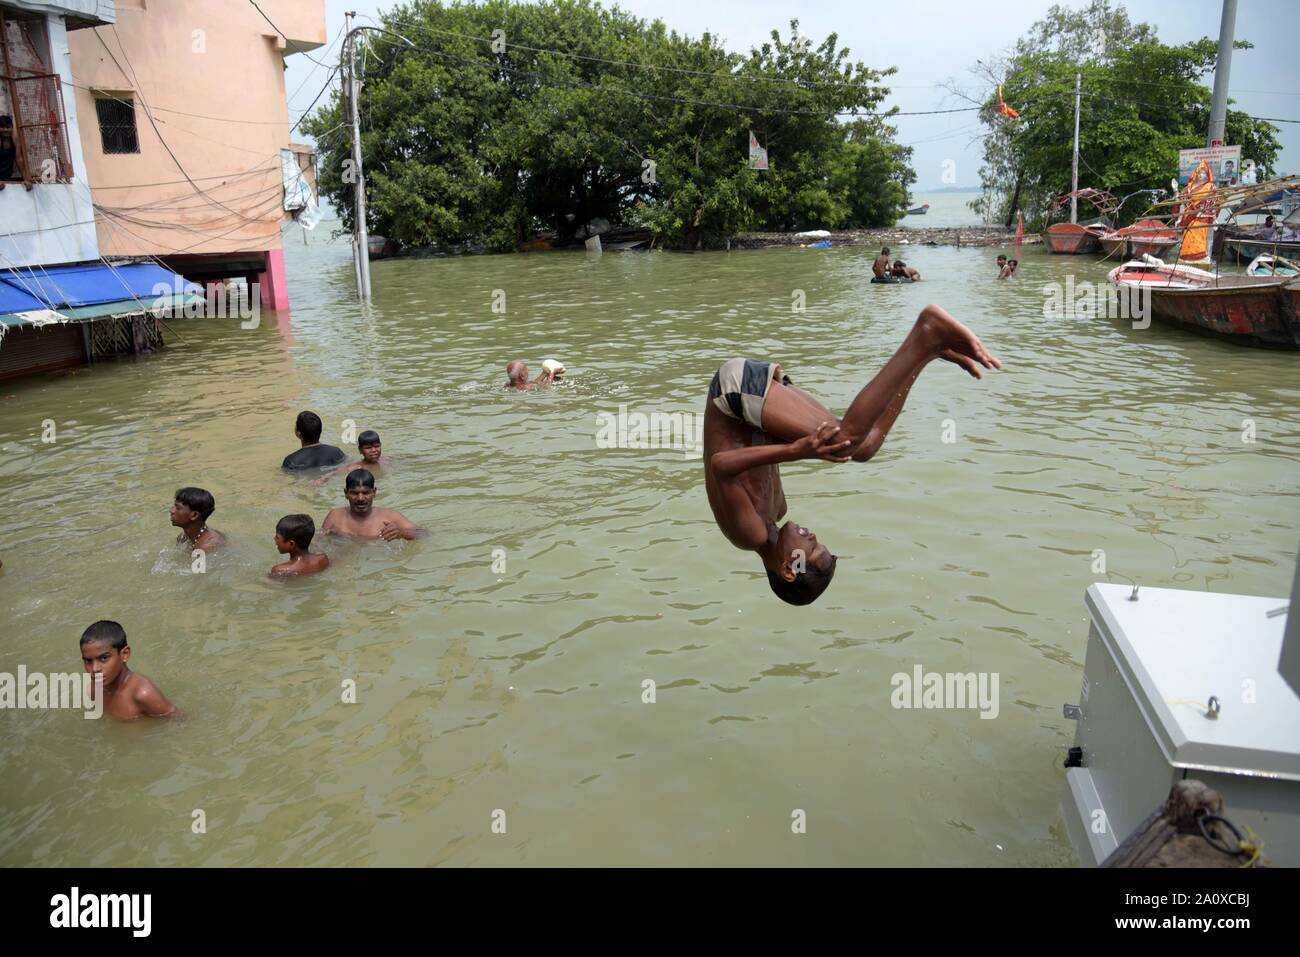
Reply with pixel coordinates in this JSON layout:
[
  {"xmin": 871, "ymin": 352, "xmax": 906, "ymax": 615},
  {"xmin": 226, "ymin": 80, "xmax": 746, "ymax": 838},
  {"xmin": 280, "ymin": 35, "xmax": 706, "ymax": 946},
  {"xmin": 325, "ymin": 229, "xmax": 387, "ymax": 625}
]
[
  {"xmin": 906, "ymin": 204, "xmax": 930, "ymax": 215},
  {"xmin": 1224, "ymin": 233, "xmax": 1300, "ymax": 264},
  {"xmin": 1246, "ymin": 253, "xmax": 1300, "ymax": 277},
  {"xmin": 1097, "ymin": 219, "xmax": 1178, "ymax": 259},
  {"xmin": 1108, "ymin": 255, "xmax": 1216, "ymax": 290},
  {"xmin": 1145, "ymin": 274, "xmax": 1300, "ymax": 348},
  {"xmin": 1045, "ymin": 221, "xmax": 1108, "ymax": 254}
]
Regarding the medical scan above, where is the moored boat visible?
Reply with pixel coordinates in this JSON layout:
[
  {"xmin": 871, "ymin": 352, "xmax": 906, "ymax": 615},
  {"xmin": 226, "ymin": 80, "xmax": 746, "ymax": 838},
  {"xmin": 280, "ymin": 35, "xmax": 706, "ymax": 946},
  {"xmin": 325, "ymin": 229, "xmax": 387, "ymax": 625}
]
[
  {"xmin": 1145, "ymin": 274, "xmax": 1300, "ymax": 348},
  {"xmin": 1246, "ymin": 253, "xmax": 1300, "ymax": 277},
  {"xmin": 1224, "ymin": 233, "xmax": 1300, "ymax": 264},
  {"xmin": 1107, "ymin": 255, "xmax": 1216, "ymax": 290},
  {"xmin": 1045, "ymin": 221, "xmax": 1108, "ymax": 254},
  {"xmin": 1098, "ymin": 219, "xmax": 1178, "ymax": 259},
  {"xmin": 906, "ymin": 204, "xmax": 930, "ymax": 215}
]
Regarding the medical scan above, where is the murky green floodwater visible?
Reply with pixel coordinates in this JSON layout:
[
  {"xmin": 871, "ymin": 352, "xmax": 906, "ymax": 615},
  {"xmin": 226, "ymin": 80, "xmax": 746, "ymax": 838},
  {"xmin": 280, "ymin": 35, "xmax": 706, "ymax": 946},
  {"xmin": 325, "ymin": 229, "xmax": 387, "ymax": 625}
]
[{"xmin": 1, "ymin": 229, "xmax": 1297, "ymax": 866}]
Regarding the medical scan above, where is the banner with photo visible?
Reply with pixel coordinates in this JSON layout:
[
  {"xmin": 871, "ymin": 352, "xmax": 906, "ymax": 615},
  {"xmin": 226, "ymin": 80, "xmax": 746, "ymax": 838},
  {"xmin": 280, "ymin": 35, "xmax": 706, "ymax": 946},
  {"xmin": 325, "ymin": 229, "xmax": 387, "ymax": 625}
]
[{"xmin": 1177, "ymin": 145, "xmax": 1241, "ymax": 186}]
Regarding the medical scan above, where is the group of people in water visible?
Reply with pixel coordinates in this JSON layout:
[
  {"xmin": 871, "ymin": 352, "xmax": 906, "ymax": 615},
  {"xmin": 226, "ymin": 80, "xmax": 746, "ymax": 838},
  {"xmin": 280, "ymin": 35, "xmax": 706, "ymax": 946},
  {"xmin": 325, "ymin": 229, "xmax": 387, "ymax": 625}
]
[
  {"xmin": 871, "ymin": 247, "xmax": 921, "ymax": 283},
  {"xmin": 176, "ymin": 410, "xmax": 425, "ymax": 577},
  {"xmin": 70, "ymin": 284, "xmax": 1002, "ymax": 719},
  {"xmin": 80, "ymin": 411, "xmax": 428, "ymax": 718}
]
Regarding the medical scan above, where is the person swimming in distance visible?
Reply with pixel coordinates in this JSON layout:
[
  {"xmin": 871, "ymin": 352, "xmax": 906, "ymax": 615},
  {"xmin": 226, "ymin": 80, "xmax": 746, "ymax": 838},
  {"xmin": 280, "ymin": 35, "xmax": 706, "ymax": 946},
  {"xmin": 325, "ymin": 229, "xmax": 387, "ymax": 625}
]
[
  {"xmin": 998, "ymin": 258, "xmax": 1018, "ymax": 279},
  {"xmin": 321, "ymin": 469, "xmax": 426, "ymax": 541},
  {"xmin": 892, "ymin": 260, "xmax": 921, "ymax": 281},
  {"xmin": 80, "ymin": 620, "xmax": 177, "ymax": 719},
  {"xmin": 270, "ymin": 514, "xmax": 330, "ymax": 577},
  {"xmin": 315, "ymin": 430, "xmax": 395, "ymax": 485},
  {"xmin": 504, "ymin": 360, "xmax": 559, "ymax": 391},
  {"xmin": 872, "ymin": 246, "xmax": 892, "ymax": 281},
  {"xmin": 282, "ymin": 411, "xmax": 347, "ymax": 471},
  {"xmin": 703, "ymin": 304, "xmax": 1000, "ymax": 606},
  {"xmin": 170, "ymin": 486, "xmax": 225, "ymax": 554},
  {"xmin": 996, "ymin": 254, "xmax": 1007, "ymax": 275}
]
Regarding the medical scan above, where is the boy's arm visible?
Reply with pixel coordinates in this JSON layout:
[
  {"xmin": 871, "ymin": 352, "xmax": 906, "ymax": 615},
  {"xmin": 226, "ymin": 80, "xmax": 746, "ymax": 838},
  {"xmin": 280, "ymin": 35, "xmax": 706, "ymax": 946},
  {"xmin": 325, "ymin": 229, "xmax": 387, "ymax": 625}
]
[
  {"xmin": 709, "ymin": 425, "xmax": 851, "ymax": 479},
  {"xmin": 133, "ymin": 679, "xmax": 177, "ymax": 718}
]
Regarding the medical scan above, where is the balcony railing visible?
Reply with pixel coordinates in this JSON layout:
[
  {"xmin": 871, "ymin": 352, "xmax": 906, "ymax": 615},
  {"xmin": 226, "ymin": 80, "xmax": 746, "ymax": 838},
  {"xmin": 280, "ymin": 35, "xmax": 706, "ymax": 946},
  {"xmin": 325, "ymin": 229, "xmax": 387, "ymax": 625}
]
[{"xmin": 3, "ymin": 72, "xmax": 73, "ymax": 184}]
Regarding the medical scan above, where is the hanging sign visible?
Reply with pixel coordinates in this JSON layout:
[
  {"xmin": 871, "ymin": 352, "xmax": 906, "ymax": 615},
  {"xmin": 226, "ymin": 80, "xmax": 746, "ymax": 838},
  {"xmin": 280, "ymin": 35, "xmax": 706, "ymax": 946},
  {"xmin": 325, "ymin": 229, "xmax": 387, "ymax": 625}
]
[{"xmin": 748, "ymin": 131, "xmax": 768, "ymax": 171}]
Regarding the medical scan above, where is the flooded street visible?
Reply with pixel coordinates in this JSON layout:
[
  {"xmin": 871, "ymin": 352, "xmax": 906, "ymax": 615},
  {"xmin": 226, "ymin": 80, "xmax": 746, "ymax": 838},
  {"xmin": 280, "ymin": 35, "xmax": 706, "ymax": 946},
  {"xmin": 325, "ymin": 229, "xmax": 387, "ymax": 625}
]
[{"xmin": 1, "ymin": 228, "xmax": 1296, "ymax": 866}]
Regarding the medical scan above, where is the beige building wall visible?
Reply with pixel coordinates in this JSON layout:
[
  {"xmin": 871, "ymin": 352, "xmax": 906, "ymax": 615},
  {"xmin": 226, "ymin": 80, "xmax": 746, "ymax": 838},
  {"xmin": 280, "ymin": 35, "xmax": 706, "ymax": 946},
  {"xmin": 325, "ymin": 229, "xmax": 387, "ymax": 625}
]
[{"xmin": 67, "ymin": 0, "xmax": 325, "ymax": 263}]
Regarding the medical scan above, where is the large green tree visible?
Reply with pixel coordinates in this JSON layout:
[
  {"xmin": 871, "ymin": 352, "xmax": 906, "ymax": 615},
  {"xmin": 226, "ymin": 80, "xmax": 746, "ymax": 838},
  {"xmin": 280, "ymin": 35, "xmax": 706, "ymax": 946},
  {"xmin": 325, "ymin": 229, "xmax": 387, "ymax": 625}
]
[
  {"xmin": 957, "ymin": 0, "xmax": 1281, "ymax": 228},
  {"xmin": 302, "ymin": 1, "xmax": 914, "ymax": 250}
]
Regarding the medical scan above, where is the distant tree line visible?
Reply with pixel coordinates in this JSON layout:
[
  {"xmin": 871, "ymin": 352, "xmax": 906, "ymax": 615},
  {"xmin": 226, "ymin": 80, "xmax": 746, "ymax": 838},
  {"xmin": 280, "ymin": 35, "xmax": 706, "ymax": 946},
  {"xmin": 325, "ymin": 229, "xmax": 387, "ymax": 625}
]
[
  {"xmin": 303, "ymin": 0, "xmax": 916, "ymax": 251},
  {"xmin": 957, "ymin": 0, "xmax": 1281, "ymax": 228}
]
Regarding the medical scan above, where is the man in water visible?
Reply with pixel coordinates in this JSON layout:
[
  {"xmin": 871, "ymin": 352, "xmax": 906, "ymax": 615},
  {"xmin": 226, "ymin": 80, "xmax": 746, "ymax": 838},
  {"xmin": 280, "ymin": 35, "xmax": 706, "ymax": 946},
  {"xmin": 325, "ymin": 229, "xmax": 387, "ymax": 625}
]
[
  {"xmin": 892, "ymin": 260, "xmax": 921, "ymax": 281},
  {"xmin": 170, "ymin": 486, "xmax": 225, "ymax": 554},
  {"xmin": 80, "ymin": 621, "xmax": 177, "ymax": 720},
  {"xmin": 322, "ymin": 469, "xmax": 426, "ymax": 540},
  {"xmin": 282, "ymin": 411, "xmax": 346, "ymax": 470},
  {"xmin": 872, "ymin": 246, "xmax": 892, "ymax": 281},
  {"xmin": 505, "ymin": 360, "xmax": 559, "ymax": 391},
  {"xmin": 998, "ymin": 259, "xmax": 1018, "ymax": 279},
  {"xmin": 703, "ymin": 304, "xmax": 1000, "ymax": 605},
  {"xmin": 315, "ymin": 429, "xmax": 394, "ymax": 485}
]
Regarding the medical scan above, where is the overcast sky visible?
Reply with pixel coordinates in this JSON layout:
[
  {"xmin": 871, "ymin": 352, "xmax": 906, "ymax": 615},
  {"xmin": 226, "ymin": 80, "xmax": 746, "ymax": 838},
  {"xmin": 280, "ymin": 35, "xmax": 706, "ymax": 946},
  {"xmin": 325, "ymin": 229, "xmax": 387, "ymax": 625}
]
[{"xmin": 284, "ymin": 0, "xmax": 1299, "ymax": 190}]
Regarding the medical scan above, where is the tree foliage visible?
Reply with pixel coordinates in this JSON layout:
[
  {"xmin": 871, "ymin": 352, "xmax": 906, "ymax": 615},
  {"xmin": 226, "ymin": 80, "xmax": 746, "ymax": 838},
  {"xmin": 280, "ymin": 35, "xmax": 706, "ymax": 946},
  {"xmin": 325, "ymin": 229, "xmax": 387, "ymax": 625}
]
[
  {"xmin": 302, "ymin": 0, "xmax": 915, "ymax": 250},
  {"xmin": 961, "ymin": 0, "xmax": 1281, "ymax": 228}
]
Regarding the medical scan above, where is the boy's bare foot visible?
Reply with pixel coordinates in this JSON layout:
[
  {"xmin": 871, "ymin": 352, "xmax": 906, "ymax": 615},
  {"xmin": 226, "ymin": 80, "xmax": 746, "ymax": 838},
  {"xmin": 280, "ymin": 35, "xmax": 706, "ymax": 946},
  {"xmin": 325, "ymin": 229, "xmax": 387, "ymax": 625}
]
[{"xmin": 915, "ymin": 306, "xmax": 1002, "ymax": 378}]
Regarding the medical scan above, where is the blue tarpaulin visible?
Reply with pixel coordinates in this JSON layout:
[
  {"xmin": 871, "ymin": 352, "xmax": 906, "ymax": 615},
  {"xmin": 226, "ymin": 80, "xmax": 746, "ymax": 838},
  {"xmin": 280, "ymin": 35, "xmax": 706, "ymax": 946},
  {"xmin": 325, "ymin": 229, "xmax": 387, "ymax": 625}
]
[{"xmin": 0, "ymin": 262, "xmax": 200, "ymax": 312}]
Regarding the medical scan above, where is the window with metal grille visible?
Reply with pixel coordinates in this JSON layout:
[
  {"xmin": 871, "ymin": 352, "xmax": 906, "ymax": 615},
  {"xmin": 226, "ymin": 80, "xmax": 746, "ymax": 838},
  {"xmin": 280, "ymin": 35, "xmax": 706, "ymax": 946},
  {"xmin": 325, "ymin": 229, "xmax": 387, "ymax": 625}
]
[
  {"xmin": 95, "ymin": 95, "xmax": 139, "ymax": 154},
  {"xmin": 0, "ymin": 6, "xmax": 73, "ymax": 183}
]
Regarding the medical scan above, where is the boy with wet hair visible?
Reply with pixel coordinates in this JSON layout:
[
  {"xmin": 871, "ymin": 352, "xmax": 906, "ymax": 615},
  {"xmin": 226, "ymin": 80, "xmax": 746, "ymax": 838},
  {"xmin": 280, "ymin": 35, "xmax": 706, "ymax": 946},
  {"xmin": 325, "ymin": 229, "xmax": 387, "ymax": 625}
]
[
  {"xmin": 998, "ymin": 259, "xmax": 1019, "ymax": 279},
  {"xmin": 79, "ymin": 621, "xmax": 177, "ymax": 719},
  {"xmin": 170, "ymin": 486, "xmax": 225, "ymax": 553},
  {"xmin": 315, "ymin": 429, "xmax": 395, "ymax": 484},
  {"xmin": 996, "ymin": 254, "xmax": 1007, "ymax": 274},
  {"xmin": 270, "ymin": 514, "xmax": 330, "ymax": 577}
]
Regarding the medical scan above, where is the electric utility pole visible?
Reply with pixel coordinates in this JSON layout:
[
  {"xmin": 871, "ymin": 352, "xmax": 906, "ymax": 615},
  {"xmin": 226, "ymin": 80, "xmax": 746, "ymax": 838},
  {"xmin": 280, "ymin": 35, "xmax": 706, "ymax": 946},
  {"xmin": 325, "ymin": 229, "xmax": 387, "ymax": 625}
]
[{"xmin": 346, "ymin": 11, "xmax": 372, "ymax": 301}]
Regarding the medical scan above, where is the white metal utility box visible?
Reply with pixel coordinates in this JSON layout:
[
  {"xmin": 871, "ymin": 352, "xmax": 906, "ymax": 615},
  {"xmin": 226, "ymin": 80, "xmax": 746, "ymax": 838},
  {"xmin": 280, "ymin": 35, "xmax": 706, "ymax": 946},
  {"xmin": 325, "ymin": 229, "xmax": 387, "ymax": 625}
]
[{"xmin": 1061, "ymin": 583, "xmax": 1300, "ymax": 866}]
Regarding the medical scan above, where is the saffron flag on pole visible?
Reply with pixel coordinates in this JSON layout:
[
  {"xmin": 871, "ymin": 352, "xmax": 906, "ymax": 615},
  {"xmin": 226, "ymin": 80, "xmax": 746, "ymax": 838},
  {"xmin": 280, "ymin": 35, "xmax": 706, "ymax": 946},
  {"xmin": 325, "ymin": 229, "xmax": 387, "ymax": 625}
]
[
  {"xmin": 1015, "ymin": 209, "xmax": 1023, "ymax": 252},
  {"xmin": 996, "ymin": 86, "xmax": 1019, "ymax": 120}
]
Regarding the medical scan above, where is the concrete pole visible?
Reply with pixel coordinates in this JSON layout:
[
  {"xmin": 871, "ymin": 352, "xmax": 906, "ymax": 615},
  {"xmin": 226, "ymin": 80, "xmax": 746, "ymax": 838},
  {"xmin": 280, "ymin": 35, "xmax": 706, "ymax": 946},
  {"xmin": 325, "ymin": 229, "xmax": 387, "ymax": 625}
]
[
  {"xmin": 346, "ymin": 12, "xmax": 372, "ymax": 301},
  {"xmin": 1206, "ymin": 0, "xmax": 1237, "ymax": 147},
  {"xmin": 1070, "ymin": 72, "xmax": 1081, "ymax": 224}
]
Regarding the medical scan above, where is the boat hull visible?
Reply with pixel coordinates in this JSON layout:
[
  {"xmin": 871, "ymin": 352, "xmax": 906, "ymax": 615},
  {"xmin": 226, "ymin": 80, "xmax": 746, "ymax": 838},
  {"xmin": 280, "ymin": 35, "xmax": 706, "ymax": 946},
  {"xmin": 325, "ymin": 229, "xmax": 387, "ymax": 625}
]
[
  {"xmin": 1098, "ymin": 235, "xmax": 1127, "ymax": 258},
  {"xmin": 1225, "ymin": 237, "xmax": 1300, "ymax": 264},
  {"xmin": 1147, "ymin": 276, "xmax": 1300, "ymax": 348},
  {"xmin": 1046, "ymin": 223, "xmax": 1103, "ymax": 254}
]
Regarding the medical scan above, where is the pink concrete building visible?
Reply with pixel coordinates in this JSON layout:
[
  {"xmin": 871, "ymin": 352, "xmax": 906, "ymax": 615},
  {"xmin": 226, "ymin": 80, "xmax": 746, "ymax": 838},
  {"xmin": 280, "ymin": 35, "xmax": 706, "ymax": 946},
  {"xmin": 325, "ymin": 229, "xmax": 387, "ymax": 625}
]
[{"xmin": 66, "ymin": 0, "xmax": 326, "ymax": 310}]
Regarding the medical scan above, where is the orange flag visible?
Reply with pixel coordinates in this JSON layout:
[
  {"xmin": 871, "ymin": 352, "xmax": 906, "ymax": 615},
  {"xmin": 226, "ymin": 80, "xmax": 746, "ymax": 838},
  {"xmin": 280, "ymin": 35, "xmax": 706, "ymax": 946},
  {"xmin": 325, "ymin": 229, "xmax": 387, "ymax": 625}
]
[{"xmin": 997, "ymin": 85, "xmax": 1019, "ymax": 120}]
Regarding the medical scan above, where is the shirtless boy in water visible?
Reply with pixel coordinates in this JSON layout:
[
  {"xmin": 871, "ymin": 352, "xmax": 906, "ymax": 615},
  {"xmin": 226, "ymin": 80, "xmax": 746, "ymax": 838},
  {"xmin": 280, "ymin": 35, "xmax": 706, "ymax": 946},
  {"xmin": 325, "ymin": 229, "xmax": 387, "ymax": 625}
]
[
  {"xmin": 315, "ymin": 430, "xmax": 394, "ymax": 485},
  {"xmin": 170, "ymin": 487, "xmax": 225, "ymax": 554},
  {"xmin": 703, "ymin": 304, "xmax": 1000, "ymax": 605},
  {"xmin": 79, "ymin": 620, "xmax": 177, "ymax": 720},
  {"xmin": 321, "ymin": 469, "xmax": 426, "ymax": 541}
]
